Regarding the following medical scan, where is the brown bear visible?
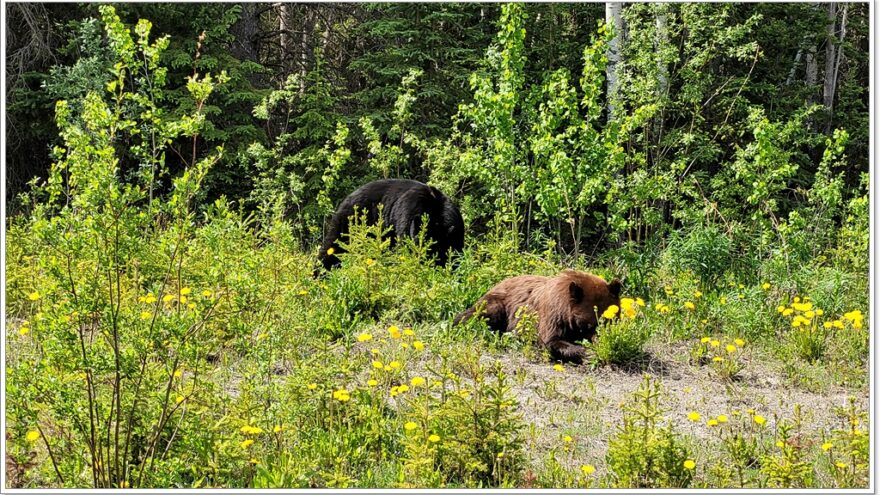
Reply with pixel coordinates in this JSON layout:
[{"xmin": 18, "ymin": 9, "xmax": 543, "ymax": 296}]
[{"xmin": 454, "ymin": 270, "xmax": 621, "ymax": 363}]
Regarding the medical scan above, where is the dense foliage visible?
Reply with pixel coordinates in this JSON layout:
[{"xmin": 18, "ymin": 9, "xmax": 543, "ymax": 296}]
[{"xmin": 4, "ymin": 3, "xmax": 870, "ymax": 489}]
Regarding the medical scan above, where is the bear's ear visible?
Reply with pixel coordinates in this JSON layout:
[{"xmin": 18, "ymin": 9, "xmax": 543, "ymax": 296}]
[
  {"xmin": 569, "ymin": 281, "xmax": 584, "ymax": 304},
  {"xmin": 608, "ymin": 279, "xmax": 622, "ymax": 297}
]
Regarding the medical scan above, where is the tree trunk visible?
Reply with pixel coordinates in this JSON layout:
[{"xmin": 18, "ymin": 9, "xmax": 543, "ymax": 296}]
[
  {"xmin": 229, "ymin": 2, "xmax": 265, "ymax": 87},
  {"xmin": 605, "ymin": 2, "xmax": 624, "ymax": 122},
  {"xmin": 822, "ymin": 3, "xmax": 837, "ymax": 111}
]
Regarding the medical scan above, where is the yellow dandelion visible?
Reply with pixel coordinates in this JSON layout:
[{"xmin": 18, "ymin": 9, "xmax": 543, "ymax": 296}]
[
  {"xmin": 397, "ymin": 384, "xmax": 410, "ymax": 393},
  {"xmin": 365, "ymin": 258, "xmax": 375, "ymax": 267},
  {"xmin": 719, "ymin": 296, "xmax": 727, "ymax": 305},
  {"xmin": 717, "ymin": 415, "xmax": 728, "ymax": 423},
  {"xmin": 413, "ymin": 340, "xmax": 425, "ymax": 351},
  {"xmin": 794, "ymin": 296, "xmax": 801, "ymax": 303},
  {"xmin": 367, "ymin": 379, "xmax": 378, "ymax": 387},
  {"xmin": 832, "ymin": 320, "xmax": 844, "ymax": 329},
  {"xmin": 636, "ymin": 297, "xmax": 645, "ymax": 307},
  {"xmin": 734, "ymin": 338, "xmax": 745, "ymax": 347},
  {"xmin": 273, "ymin": 425, "xmax": 282, "ymax": 433},
  {"xmin": 553, "ymin": 364, "xmax": 564, "ymax": 372},
  {"xmin": 835, "ymin": 461, "xmax": 847, "ymax": 469},
  {"xmin": 762, "ymin": 282, "xmax": 770, "ymax": 290},
  {"xmin": 388, "ymin": 325, "xmax": 402, "ymax": 339},
  {"xmin": 403, "ymin": 328, "xmax": 415, "ymax": 336},
  {"xmin": 202, "ymin": 290, "xmax": 212, "ymax": 297},
  {"xmin": 824, "ymin": 321, "xmax": 833, "ymax": 329},
  {"xmin": 389, "ymin": 361, "xmax": 402, "ymax": 370},
  {"xmin": 563, "ymin": 435, "xmax": 573, "ymax": 443},
  {"xmin": 187, "ymin": 303, "xmax": 196, "ymax": 310},
  {"xmin": 815, "ymin": 308, "xmax": 824, "ymax": 316},
  {"xmin": 27, "ymin": 291, "xmax": 40, "ymax": 301},
  {"xmin": 326, "ymin": 247, "xmax": 335, "ymax": 255},
  {"xmin": 687, "ymin": 412, "xmax": 701, "ymax": 422},
  {"xmin": 700, "ymin": 337, "xmax": 711, "ymax": 344},
  {"xmin": 710, "ymin": 340, "xmax": 720, "ymax": 348},
  {"xmin": 400, "ymin": 342, "xmax": 409, "ymax": 349},
  {"xmin": 175, "ymin": 395, "xmax": 185, "ymax": 404},
  {"xmin": 776, "ymin": 440, "xmax": 785, "ymax": 448},
  {"xmin": 144, "ymin": 294, "xmax": 157, "ymax": 304},
  {"xmin": 428, "ymin": 434, "xmax": 441, "ymax": 443},
  {"xmin": 685, "ymin": 301, "xmax": 695, "ymax": 310},
  {"xmin": 694, "ymin": 290, "xmax": 703, "ymax": 298},
  {"xmin": 179, "ymin": 295, "xmax": 188, "ymax": 304},
  {"xmin": 180, "ymin": 287, "xmax": 192, "ymax": 296},
  {"xmin": 372, "ymin": 361, "xmax": 383, "ymax": 369},
  {"xmin": 804, "ymin": 310, "xmax": 815, "ymax": 319},
  {"xmin": 725, "ymin": 344, "xmax": 736, "ymax": 353},
  {"xmin": 26, "ymin": 430, "xmax": 40, "ymax": 442},
  {"xmin": 162, "ymin": 294, "xmax": 175, "ymax": 303},
  {"xmin": 712, "ymin": 356, "xmax": 723, "ymax": 362},
  {"xmin": 404, "ymin": 421, "xmax": 418, "ymax": 431},
  {"xmin": 821, "ymin": 442, "xmax": 832, "ymax": 451},
  {"xmin": 581, "ymin": 464, "xmax": 596, "ymax": 475},
  {"xmin": 777, "ymin": 305, "xmax": 785, "ymax": 313},
  {"xmin": 411, "ymin": 377, "xmax": 426, "ymax": 387},
  {"xmin": 357, "ymin": 333, "xmax": 373, "ymax": 342},
  {"xmin": 240, "ymin": 439, "xmax": 254, "ymax": 449},
  {"xmin": 19, "ymin": 326, "xmax": 30, "ymax": 336},
  {"xmin": 602, "ymin": 305, "xmax": 619, "ymax": 319},
  {"xmin": 307, "ymin": 383, "xmax": 318, "ymax": 390},
  {"xmin": 621, "ymin": 298, "xmax": 635, "ymax": 309},
  {"xmin": 707, "ymin": 419, "xmax": 719, "ymax": 427},
  {"xmin": 173, "ymin": 369, "xmax": 182, "ymax": 379},
  {"xmin": 683, "ymin": 459, "xmax": 696, "ymax": 470},
  {"xmin": 754, "ymin": 415, "xmax": 766, "ymax": 425}
]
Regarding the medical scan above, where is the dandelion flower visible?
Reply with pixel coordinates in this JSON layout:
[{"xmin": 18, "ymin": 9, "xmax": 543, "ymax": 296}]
[
  {"xmin": 621, "ymin": 298, "xmax": 635, "ymax": 309},
  {"xmin": 367, "ymin": 379, "xmax": 378, "ymax": 387},
  {"xmin": 411, "ymin": 377, "xmax": 426, "ymax": 387},
  {"xmin": 403, "ymin": 328, "xmax": 415, "ymax": 336},
  {"xmin": 717, "ymin": 415, "xmax": 728, "ymax": 423},
  {"xmin": 683, "ymin": 459, "xmax": 696, "ymax": 470},
  {"xmin": 815, "ymin": 308, "xmax": 824, "ymax": 316},
  {"xmin": 553, "ymin": 364, "xmax": 564, "ymax": 372},
  {"xmin": 26, "ymin": 430, "xmax": 40, "ymax": 442},
  {"xmin": 365, "ymin": 258, "xmax": 375, "ymax": 267},
  {"xmin": 173, "ymin": 369, "xmax": 182, "ymax": 379},
  {"xmin": 388, "ymin": 326, "xmax": 402, "ymax": 339},
  {"xmin": 180, "ymin": 287, "xmax": 192, "ymax": 296},
  {"xmin": 581, "ymin": 464, "xmax": 596, "ymax": 475},
  {"xmin": 145, "ymin": 294, "xmax": 157, "ymax": 304},
  {"xmin": 725, "ymin": 344, "xmax": 736, "ymax": 353},
  {"xmin": 428, "ymin": 434, "xmax": 441, "ymax": 443},
  {"xmin": 602, "ymin": 305, "xmax": 619, "ymax": 319},
  {"xmin": 397, "ymin": 384, "xmax": 410, "ymax": 393},
  {"xmin": 782, "ymin": 308, "xmax": 794, "ymax": 316},
  {"xmin": 202, "ymin": 290, "xmax": 212, "ymax": 297},
  {"xmin": 776, "ymin": 440, "xmax": 785, "ymax": 448},
  {"xmin": 563, "ymin": 435, "xmax": 573, "ymax": 443},
  {"xmin": 685, "ymin": 301, "xmax": 695, "ymax": 310},
  {"xmin": 762, "ymin": 283, "xmax": 770, "ymax": 290},
  {"xmin": 326, "ymin": 247, "xmax": 335, "ymax": 255},
  {"xmin": 777, "ymin": 306, "xmax": 785, "ymax": 313},
  {"xmin": 357, "ymin": 333, "xmax": 373, "ymax": 342},
  {"xmin": 821, "ymin": 442, "xmax": 833, "ymax": 451},
  {"xmin": 710, "ymin": 340, "xmax": 720, "ymax": 348},
  {"xmin": 389, "ymin": 361, "xmax": 402, "ymax": 370},
  {"xmin": 835, "ymin": 461, "xmax": 847, "ymax": 469},
  {"xmin": 175, "ymin": 395, "xmax": 185, "ymax": 404},
  {"xmin": 734, "ymin": 338, "xmax": 745, "ymax": 347},
  {"xmin": 240, "ymin": 439, "xmax": 254, "ymax": 449},
  {"xmin": 694, "ymin": 290, "xmax": 703, "ymax": 298},
  {"xmin": 753, "ymin": 415, "xmax": 766, "ymax": 425},
  {"xmin": 707, "ymin": 419, "xmax": 719, "ymax": 427},
  {"xmin": 404, "ymin": 421, "xmax": 418, "ymax": 431},
  {"xmin": 793, "ymin": 296, "xmax": 801, "ymax": 303},
  {"xmin": 719, "ymin": 296, "xmax": 727, "ymax": 305},
  {"xmin": 273, "ymin": 425, "xmax": 282, "ymax": 433},
  {"xmin": 824, "ymin": 321, "xmax": 833, "ymax": 329},
  {"xmin": 162, "ymin": 294, "xmax": 175, "ymax": 303},
  {"xmin": 19, "ymin": 327, "xmax": 30, "ymax": 336},
  {"xmin": 372, "ymin": 361, "xmax": 383, "ymax": 369},
  {"xmin": 413, "ymin": 341, "xmax": 425, "ymax": 351},
  {"xmin": 27, "ymin": 292, "xmax": 40, "ymax": 301},
  {"xmin": 700, "ymin": 337, "xmax": 710, "ymax": 344},
  {"xmin": 636, "ymin": 298, "xmax": 645, "ymax": 307},
  {"xmin": 712, "ymin": 356, "xmax": 723, "ymax": 362},
  {"xmin": 804, "ymin": 310, "xmax": 815, "ymax": 319},
  {"xmin": 687, "ymin": 412, "xmax": 701, "ymax": 422},
  {"xmin": 307, "ymin": 383, "xmax": 318, "ymax": 390}
]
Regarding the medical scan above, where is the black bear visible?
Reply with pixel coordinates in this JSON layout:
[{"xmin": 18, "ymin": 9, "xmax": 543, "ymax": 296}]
[{"xmin": 318, "ymin": 179, "xmax": 465, "ymax": 271}]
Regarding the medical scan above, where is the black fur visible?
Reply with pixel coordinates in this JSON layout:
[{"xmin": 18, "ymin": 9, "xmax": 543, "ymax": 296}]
[{"xmin": 318, "ymin": 179, "xmax": 465, "ymax": 271}]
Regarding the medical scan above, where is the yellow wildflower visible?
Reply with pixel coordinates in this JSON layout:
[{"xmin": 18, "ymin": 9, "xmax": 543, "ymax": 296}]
[
  {"xmin": 602, "ymin": 305, "xmax": 619, "ymax": 319},
  {"xmin": 27, "ymin": 291, "xmax": 40, "ymax": 301},
  {"xmin": 684, "ymin": 301, "xmax": 695, "ymax": 310},
  {"xmin": 274, "ymin": 425, "xmax": 282, "ymax": 433},
  {"xmin": 403, "ymin": 328, "xmax": 415, "ymax": 336},
  {"xmin": 413, "ymin": 341, "xmax": 425, "ymax": 351},
  {"xmin": 707, "ymin": 419, "xmax": 719, "ymax": 427},
  {"xmin": 794, "ymin": 296, "xmax": 801, "ymax": 303},
  {"xmin": 710, "ymin": 340, "xmax": 720, "ymax": 348},
  {"xmin": 782, "ymin": 308, "xmax": 794, "ymax": 316},
  {"xmin": 835, "ymin": 461, "xmax": 847, "ymax": 469},
  {"xmin": 176, "ymin": 395, "xmax": 185, "ymax": 404},
  {"xmin": 26, "ymin": 430, "xmax": 40, "ymax": 442},
  {"xmin": 404, "ymin": 421, "xmax": 418, "ymax": 431},
  {"xmin": 553, "ymin": 364, "xmax": 564, "ymax": 372},
  {"xmin": 372, "ymin": 361, "xmax": 383, "ymax": 369},
  {"xmin": 719, "ymin": 296, "xmax": 727, "ymax": 305},
  {"xmin": 635, "ymin": 297, "xmax": 645, "ymax": 307},
  {"xmin": 687, "ymin": 412, "xmax": 701, "ymax": 422},
  {"xmin": 397, "ymin": 384, "xmax": 409, "ymax": 393},
  {"xmin": 694, "ymin": 290, "xmax": 703, "ymax": 298},
  {"xmin": 240, "ymin": 439, "xmax": 254, "ymax": 449},
  {"xmin": 357, "ymin": 333, "xmax": 373, "ymax": 342},
  {"xmin": 734, "ymin": 338, "xmax": 745, "ymax": 347},
  {"xmin": 717, "ymin": 415, "xmax": 728, "ymax": 423},
  {"xmin": 162, "ymin": 294, "xmax": 174, "ymax": 303},
  {"xmin": 180, "ymin": 287, "xmax": 192, "ymax": 296},
  {"xmin": 712, "ymin": 356, "xmax": 723, "ymax": 362},
  {"xmin": 202, "ymin": 290, "xmax": 212, "ymax": 298},
  {"xmin": 821, "ymin": 442, "xmax": 833, "ymax": 451},
  {"xmin": 367, "ymin": 379, "xmax": 378, "ymax": 387},
  {"xmin": 326, "ymin": 247, "xmax": 335, "ymax": 255},
  {"xmin": 389, "ymin": 361, "xmax": 401, "ymax": 370},
  {"xmin": 388, "ymin": 326, "xmax": 402, "ymax": 339},
  {"xmin": 725, "ymin": 344, "xmax": 736, "ymax": 353},
  {"xmin": 683, "ymin": 459, "xmax": 696, "ymax": 470},
  {"xmin": 762, "ymin": 282, "xmax": 770, "ymax": 290},
  {"xmin": 173, "ymin": 369, "xmax": 182, "ymax": 379},
  {"xmin": 754, "ymin": 415, "xmax": 766, "ymax": 425},
  {"xmin": 428, "ymin": 434, "xmax": 441, "ymax": 443},
  {"xmin": 307, "ymin": 383, "xmax": 318, "ymax": 390},
  {"xmin": 824, "ymin": 321, "xmax": 833, "ymax": 329},
  {"xmin": 700, "ymin": 337, "xmax": 711, "ymax": 344},
  {"xmin": 777, "ymin": 305, "xmax": 785, "ymax": 313},
  {"xmin": 411, "ymin": 377, "xmax": 426, "ymax": 387},
  {"xmin": 563, "ymin": 435, "xmax": 573, "ymax": 443},
  {"xmin": 144, "ymin": 294, "xmax": 157, "ymax": 304},
  {"xmin": 581, "ymin": 464, "xmax": 596, "ymax": 475}
]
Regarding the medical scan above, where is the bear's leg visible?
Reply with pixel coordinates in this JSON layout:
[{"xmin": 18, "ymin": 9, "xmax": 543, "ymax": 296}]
[
  {"xmin": 453, "ymin": 296, "xmax": 508, "ymax": 333},
  {"xmin": 544, "ymin": 338, "xmax": 589, "ymax": 363}
]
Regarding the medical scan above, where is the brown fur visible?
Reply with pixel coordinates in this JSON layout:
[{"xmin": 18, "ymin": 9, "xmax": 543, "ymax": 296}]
[{"xmin": 454, "ymin": 270, "xmax": 621, "ymax": 363}]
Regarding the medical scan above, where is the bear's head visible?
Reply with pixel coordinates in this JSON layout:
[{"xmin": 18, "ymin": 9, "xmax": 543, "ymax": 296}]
[{"xmin": 558, "ymin": 270, "xmax": 621, "ymax": 342}]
